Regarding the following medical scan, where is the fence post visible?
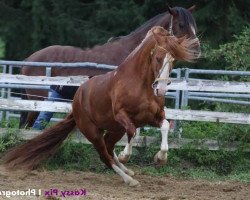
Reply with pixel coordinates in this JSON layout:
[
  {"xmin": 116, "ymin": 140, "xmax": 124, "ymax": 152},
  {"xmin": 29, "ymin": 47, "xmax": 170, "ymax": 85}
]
[
  {"xmin": 175, "ymin": 68, "xmax": 181, "ymax": 109},
  {"xmin": 181, "ymin": 68, "xmax": 190, "ymax": 108},
  {"xmin": 179, "ymin": 68, "xmax": 190, "ymax": 138},
  {"xmin": 170, "ymin": 68, "xmax": 181, "ymax": 135},
  {"xmin": 6, "ymin": 65, "xmax": 13, "ymax": 120},
  {"xmin": 46, "ymin": 67, "xmax": 52, "ymax": 77},
  {"xmin": 0, "ymin": 65, "xmax": 7, "ymax": 121}
]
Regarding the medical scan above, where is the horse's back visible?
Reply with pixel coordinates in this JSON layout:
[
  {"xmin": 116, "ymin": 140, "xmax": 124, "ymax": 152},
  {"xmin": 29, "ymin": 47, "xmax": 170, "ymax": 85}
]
[
  {"xmin": 21, "ymin": 45, "xmax": 82, "ymax": 76},
  {"xmin": 25, "ymin": 45, "xmax": 83, "ymax": 62},
  {"xmin": 21, "ymin": 45, "xmax": 115, "ymax": 78}
]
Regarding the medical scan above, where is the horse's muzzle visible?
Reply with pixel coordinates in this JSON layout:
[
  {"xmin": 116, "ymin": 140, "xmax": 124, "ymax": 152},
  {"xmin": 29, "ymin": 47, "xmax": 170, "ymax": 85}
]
[
  {"xmin": 192, "ymin": 39, "xmax": 201, "ymax": 59},
  {"xmin": 152, "ymin": 81, "xmax": 171, "ymax": 97}
]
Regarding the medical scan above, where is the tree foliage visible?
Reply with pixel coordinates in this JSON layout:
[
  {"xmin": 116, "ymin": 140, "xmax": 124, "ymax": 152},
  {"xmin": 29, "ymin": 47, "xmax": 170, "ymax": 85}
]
[
  {"xmin": 0, "ymin": 0, "xmax": 249, "ymax": 72},
  {"xmin": 204, "ymin": 26, "xmax": 250, "ymax": 72},
  {"xmin": 0, "ymin": 0, "xmax": 145, "ymax": 59}
]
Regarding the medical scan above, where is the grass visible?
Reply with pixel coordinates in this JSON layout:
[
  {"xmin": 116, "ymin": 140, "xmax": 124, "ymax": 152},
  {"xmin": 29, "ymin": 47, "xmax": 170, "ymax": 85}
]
[
  {"xmin": 0, "ymin": 119, "xmax": 249, "ymax": 183},
  {"xmin": 43, "ymin": 141, "xmax": 250, "ymax": 183},
  {"xmin": 0, "ymin": 128, "xmax": 23, "ymax": 153}
]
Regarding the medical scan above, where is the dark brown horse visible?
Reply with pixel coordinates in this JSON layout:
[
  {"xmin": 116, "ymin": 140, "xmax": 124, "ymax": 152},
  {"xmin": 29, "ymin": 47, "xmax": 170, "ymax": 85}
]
[
  {"xmin": 20, "ymin": 5, "xmax": 200, "ymax": 128},
  {"xmin": 4, "ymin": 26, "xmax": 200, "ymax": 186}
]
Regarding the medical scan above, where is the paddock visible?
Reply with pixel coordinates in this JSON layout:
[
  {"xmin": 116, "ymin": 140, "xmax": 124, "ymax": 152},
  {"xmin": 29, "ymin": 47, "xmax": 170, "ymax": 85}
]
[
  {"xmin": 0, "ymin": 165, "xmax": 249, "ymax": 200},
  {"xmin": 0, "ymin": 61, "xmax": 249, "ymax": 199}
]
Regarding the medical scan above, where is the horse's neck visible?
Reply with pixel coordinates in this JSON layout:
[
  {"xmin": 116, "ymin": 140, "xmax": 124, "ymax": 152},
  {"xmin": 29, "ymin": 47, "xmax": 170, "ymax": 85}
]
[
  {"xmin": 81, "ymin": 13, "xmax": 170, "ymax": 65},
  {"xmin": 116, "ymin": 39, "xmax": 157, "ymax": 88},
  {"xmin": 123, "ymin": 13, "xmax": 170, "ymax": 46}
]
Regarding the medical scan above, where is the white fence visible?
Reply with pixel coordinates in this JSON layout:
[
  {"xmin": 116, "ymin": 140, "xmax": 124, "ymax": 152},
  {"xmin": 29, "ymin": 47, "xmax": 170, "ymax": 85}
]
[{"xmin": 0, "ymin": 61, "xmax": 249, "ymax": 150}]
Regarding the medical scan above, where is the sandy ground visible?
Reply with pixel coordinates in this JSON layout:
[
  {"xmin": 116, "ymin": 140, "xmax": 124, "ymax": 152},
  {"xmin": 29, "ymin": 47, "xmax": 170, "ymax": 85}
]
[{"xmin": 0, "ymin": 166, "xmax": 249, "ymax": 200}]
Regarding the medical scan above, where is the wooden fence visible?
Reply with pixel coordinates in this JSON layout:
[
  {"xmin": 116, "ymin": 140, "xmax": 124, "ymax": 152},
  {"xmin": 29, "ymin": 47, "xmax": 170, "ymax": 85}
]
[
  {"xmin": 1, "ymin": 73, "xmax": 250, "ymax": 92},
  {"xmin": 0, "ymin": 72, "xmax": 249, "ymax": 150}
]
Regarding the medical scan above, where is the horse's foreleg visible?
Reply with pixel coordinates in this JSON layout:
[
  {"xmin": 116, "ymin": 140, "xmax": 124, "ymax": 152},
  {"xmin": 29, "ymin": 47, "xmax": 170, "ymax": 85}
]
[
  {"xmin": 118, "ymin": 137, "xmax": 133, "ymax": 164},
  {"xmin": 154, "ymin": 119, "xmax": 169, "ymax": 166},
  {"xmin": 114, "ymin": 110, "xmax": 137, "ymax": 141},
  {"xmin": 113, "ymin": 110, "xmax": 137, "ymax": 164}
]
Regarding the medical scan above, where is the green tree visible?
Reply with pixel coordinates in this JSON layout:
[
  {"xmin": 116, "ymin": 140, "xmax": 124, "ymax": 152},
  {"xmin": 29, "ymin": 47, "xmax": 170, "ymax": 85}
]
[
  {"xmin": 0, "ymin": 0, "xmax": 145, "ymax": 60},
  {"xmin": 204, "ymin": 26, "xmax": 250, "ymax": 72},
  {"xmin": 0, "ymin": 0, "xmax": 249, "ymax": 63}
]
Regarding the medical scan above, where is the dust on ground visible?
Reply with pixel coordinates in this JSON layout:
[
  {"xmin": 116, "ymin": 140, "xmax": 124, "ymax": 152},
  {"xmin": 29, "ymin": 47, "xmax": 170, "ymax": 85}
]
[{"xmin": 0, "ymin": 166, "xmax": 249, "ymax": 200}]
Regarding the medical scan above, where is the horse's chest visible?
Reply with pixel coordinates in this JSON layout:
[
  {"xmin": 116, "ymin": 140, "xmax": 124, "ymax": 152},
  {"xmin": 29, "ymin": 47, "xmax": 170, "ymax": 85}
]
[
  {"xmin": 131, "ymin": 99, "xmax": 163, "ymax": 122},
  {"xmin": 138, "ymin": 101, "xmax": 157, "ymax": 112}
]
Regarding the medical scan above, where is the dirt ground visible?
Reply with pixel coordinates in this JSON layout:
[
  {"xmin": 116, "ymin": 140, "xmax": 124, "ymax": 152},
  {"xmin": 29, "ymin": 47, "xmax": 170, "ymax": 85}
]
[{"xmin": 0, "ymin": 166, "xmax": 249, "ymax": 200}]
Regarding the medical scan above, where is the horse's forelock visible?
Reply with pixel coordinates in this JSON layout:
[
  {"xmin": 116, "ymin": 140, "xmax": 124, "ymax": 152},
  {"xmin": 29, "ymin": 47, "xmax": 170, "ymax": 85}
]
[{"xmin": 174, "ymin": 7, "xmax": 197, "ymax": 33}]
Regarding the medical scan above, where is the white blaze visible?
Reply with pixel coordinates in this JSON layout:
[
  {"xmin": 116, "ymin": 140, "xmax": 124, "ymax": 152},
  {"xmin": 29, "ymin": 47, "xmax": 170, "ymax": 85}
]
[
  {"xmin": 153, "ymin": 54, "xmax": 174, "ymax": 96},
  {"xmin": 190, "ymin": 25, "xmax": 196, "ymax": 35}
]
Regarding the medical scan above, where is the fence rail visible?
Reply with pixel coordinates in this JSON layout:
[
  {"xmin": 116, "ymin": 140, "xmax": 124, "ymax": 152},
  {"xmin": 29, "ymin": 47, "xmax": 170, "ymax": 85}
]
[
  {"xmin": 0, "ymin": 61, "xmax": 249, "ymax": 150},
  {"xmin": 1, "ymin": 73, "xmax": 250, "ymax": 93},
  {"xmin": 0, "ymin": 98, "xmax": 249, "ymax": 124},
  {"xmin": 181, "ymin": 68, "xmax": 250, "ymax": 107},
  {"xmin": 0, "ymin": 60, "xmax": 117, "ymax": 70}
]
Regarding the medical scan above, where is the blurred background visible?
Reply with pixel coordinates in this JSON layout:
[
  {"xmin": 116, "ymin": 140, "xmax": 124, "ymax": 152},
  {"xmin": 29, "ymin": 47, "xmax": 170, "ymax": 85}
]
[{"xmin": 0, "ymin": 0, "xmax": 249, "ymax": 72}]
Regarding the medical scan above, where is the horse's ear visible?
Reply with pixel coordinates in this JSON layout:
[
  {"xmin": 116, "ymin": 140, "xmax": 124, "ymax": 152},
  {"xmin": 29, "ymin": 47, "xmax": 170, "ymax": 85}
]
[
  {"xmin": 188, "ymin": 5, "xmax": 196, "ymax": 13},
  {"xmin": 167, "ymin": 5, "xmax": 177, "ymax": 16}
]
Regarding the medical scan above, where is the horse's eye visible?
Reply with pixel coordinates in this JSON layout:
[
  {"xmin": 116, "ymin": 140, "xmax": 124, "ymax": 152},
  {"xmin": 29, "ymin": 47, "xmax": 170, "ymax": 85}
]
[{"xmin": 179, "ymin": 22, "xmax": 184, "ymax": 29}]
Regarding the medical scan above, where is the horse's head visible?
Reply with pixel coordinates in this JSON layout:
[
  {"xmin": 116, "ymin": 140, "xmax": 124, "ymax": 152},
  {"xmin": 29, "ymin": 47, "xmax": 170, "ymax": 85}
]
[
  {"xmin": 149, "ymin": 26, "xmax": 200, "ymax": 96},
  {"xmin": 165, "ymin": 5, "xmax": 201, "ymax": 57},
  {"xmin": 149, "ymin": 26, "xmax": 199, "ymax": 69}
]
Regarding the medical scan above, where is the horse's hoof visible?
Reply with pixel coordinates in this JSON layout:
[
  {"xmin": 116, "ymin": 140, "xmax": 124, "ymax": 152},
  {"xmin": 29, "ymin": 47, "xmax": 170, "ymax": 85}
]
[
  {"xmin": 118, "ymin": 153, "xmax": 130, "ymax": 164},
  {"xmin": 126, "ymin": 179, "xmax": 140, "ymax": 187},
  {"xmin": 154, "ymin": 151, "xmax": 168, "ymax": 167},
  {"xmin": 126, "ymin": 169, "xmax": 135, "ymax": 177}
]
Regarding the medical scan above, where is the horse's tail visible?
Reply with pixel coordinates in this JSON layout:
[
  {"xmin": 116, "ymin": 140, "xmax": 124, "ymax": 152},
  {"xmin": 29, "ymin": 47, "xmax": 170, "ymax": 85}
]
[
  {"xmin": 3, "ymin": 113, "xmax": 76, "ymax": 170},
  {"xmin": 19, "ymin": 89, "xmax": 28, "ymax": 128}
]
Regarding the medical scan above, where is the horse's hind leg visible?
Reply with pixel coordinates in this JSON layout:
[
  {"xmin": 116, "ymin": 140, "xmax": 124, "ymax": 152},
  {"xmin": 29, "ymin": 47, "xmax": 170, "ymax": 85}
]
[
  {"xmin": 104, "ymin": 131, "xmax": 135, "ymax": 176},
  {"xmin": 113, "ymin": 151, "xmax": 135, "ymax": 177},
  {"xmin": 77, "ymin": 121, "xmax": 139, "ymax": 186},
  {"xmin": 91, "ymin": 133, "xmax": 139, "ymax": 186}
]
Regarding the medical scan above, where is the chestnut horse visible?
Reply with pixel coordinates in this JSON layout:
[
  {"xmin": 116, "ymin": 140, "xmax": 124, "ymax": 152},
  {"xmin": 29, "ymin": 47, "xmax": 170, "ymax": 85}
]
[
  {"xmin": 20, "ymin": 5, "xmax": 200, "ymax": 128},
  {"xmin": 4, "ymin": 26, "xmax": 200, "ymax": 186}
]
